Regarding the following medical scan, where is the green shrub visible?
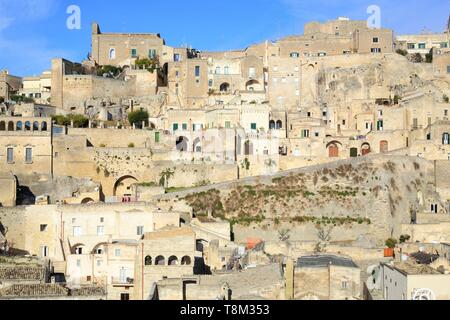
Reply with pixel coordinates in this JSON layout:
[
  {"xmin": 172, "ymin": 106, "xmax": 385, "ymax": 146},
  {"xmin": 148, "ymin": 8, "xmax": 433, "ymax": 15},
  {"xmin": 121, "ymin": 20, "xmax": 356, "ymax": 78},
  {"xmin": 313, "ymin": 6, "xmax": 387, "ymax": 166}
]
[
  {"xmin": 396, "ymin": 49, "xmax": 408, "ymax": 56},
  {"xmin": 128, "ymin": 143, "xmax": 135, "ymax": 148},
  {"xmin": 385, "ymin": 238, "xmax": 398, "ymax": 249},
  {"xmin": 128, "ymin": 110, "xmax": 149, "ymax": 128}
]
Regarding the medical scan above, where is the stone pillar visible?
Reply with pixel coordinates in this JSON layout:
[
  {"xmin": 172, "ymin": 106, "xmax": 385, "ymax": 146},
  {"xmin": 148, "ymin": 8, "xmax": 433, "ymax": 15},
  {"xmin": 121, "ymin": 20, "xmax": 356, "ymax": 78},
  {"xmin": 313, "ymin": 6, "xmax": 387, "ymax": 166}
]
[
  {"xmin": 285, "ymin": 258, "xmax": 295, "ymax": 300},
  {"xmin": 142, "ymin": 121, "xmax": 146, "ymax": 129},
  {"xmin": 71, "ymin": 119, "xmax": 74, "ymax": 128},
  {"xmin": 88, "ymin": 120, "xmax": 92, "ymax": 128},
  {"xmin": 133, "ymin": 123, "xmax": 136, "ymax": 130}
]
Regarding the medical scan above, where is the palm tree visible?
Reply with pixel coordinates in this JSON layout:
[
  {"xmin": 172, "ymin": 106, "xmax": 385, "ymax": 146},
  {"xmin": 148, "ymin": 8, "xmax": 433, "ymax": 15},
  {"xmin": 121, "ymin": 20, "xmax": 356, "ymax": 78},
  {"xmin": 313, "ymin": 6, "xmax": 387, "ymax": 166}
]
[{"xmin": 159, "ymin": 169, "xmax": 175, "ymax": 188}]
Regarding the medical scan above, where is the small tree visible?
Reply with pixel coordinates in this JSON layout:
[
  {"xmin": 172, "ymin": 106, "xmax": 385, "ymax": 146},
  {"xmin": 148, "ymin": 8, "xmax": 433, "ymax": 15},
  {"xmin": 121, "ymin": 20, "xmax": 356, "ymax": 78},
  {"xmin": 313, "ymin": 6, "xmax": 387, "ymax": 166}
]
[
  {"xmin": 97, "ymin": 65, "xmax": 123, "ymax": 78},
  {"xmin": 396, "ymin": 49, "xmax": 408, "ymax": 56},
  {"xmin": 409, "ymin": 53, "xmax": 423, "ymax": 63},
  {"xmin": 135, "ymin": 57, "xmax": 159, "ymax": 73},
  {"xmin": 399, "ymin": 235, "xmax": 411, "ymax": 244},
  {"xmin": 385, "ymin": 238, "xmax": 398, "ymax": 249},
  {"xmin": 159, "ymin": 169, "xmax": 175, "ymax": 188},
  {"xmin": 128, "ymin": 110, "xmax": 149, "ymax": 128}
]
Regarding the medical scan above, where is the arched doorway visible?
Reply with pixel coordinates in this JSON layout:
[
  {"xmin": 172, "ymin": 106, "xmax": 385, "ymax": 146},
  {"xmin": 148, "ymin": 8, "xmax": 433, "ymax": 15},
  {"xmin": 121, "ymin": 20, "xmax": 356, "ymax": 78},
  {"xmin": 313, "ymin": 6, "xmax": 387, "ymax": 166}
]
[
  {"xmin": 327, "ymin": 141, "xmax": 341, "ymax": 158},
  {"xmin": 361, "ymin": 143, "xmax": 371, "ymax": 156},
  {"xmin": 7, "ymin": 121, "xmax": 14, "ymax": 131},
  {"xmin": 168, "ymin": 256, "xmax": 179, "ymax": 266},
  {"xmin": 176, "ymin": 136, "xmax": 189, "ymax": 152},
  {"xmin": 0, "ymin": 121, "xmax": 5, "ymax": 131},
  {"xmin": 380, "ymin": 140, "xmax": 389, "ymax": 153},
  {"xmin": 113, "ymin": 175, "xmax": 138, "ymax": 199},
  {"xmin": 276, "ymin": 120, "xmax": 283, "ymax": 129},
  {"xmin": 181, "ymin": 256, "xmax": 192, "ymax": 265},
  {"xmin": 155, "ymin": 256, "xmax": 166, "ymax": 266},
  {"xmin": 220, "ymin": 83, "xmax": 230, "ymax": 92},
  {"xmin": 269, "ymin": 120, "xmax": 276, "ymax": 129}
]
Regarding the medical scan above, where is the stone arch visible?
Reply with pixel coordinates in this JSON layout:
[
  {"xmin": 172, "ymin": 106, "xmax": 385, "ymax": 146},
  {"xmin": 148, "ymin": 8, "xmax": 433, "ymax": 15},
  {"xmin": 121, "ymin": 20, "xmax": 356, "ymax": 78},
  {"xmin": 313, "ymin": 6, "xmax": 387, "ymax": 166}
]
[
  {"xmin": 245, "ymin": 80, "xmax": 261, "ymax": 91},
  {"xmin": 361, "ymin": 143, "xmax": 371, "ymax": 156},
  {"xmin": 25, "ymin": 121, "xmax": 31, "ymax": 131},
  {"xmin": 176, "ymin": 136, "xmax": 189, "ymax": 152},
  {"xmin": 81, "ymin": 198, "xmax": 95, "ymax": 204},
  {"xmin": 91, "ymin": 243, "xmax": 108, "ymax": 255},
  {"xmin": 113, "ymin": 175, "xmax": 139, "ymax": 197},
  {"xmin": 33, "ymin": 121, "xmax": 39, "ymax": 131},
  {"xmin": 193, "ymin": 137, "xmax": 202, "ymax": 153},
  {"xmin": 155, "ymin": 255, "xmax": 165, "ymax": 266},
  {"xmin": 7, "ymin": 121, "xmax": 14, "ymax": 131},
  {"xmin": 0, "ymin": 121, "xmax": 5, "ymax": 131},
  {"xmin": 16, "ymin": 121, "xmax": 23, "ymax": 131},
  {"xmin": 41, "ymin": 121, "xmax": 47, "ymax": 131},
  {"xmin": 168, "ymin": 256, "xmax": 179, "ymax": 266},
  {"xmin": 72, "ymin": 243, "xmax": 87, "ymax": 255},
  {"xmin": 380, "ymin": 140, "xmax": 389, "ymax": 153},
  {"xmin": 220, "ymin": 82, "xmax": 230, "ymax": 92},
  {"xmin": 269, "ymin": 120, "xmax": 276, "ymax": 129},
  {"xmin": 244, "ymin": 140, "xmax": 253, "ymax": 156},
  {"xmin": 145, "ymin": 256, "xmax": 152, "ymax": 266},
  {"xmin": 181, "ymin": 256, "xmax": 192, "ymax": 266}
]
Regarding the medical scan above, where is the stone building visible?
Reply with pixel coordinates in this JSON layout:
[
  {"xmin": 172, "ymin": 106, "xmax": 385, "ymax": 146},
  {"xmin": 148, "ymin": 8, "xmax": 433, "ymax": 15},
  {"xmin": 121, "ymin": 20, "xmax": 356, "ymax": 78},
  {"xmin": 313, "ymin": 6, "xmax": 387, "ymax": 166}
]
[
  {"xmin": 0, "ymin": 70, "xmax": 22, "ymax": 101},
  {"xmin": 290, "ymin": 255, "xmax": 361, "ymax": 300}
]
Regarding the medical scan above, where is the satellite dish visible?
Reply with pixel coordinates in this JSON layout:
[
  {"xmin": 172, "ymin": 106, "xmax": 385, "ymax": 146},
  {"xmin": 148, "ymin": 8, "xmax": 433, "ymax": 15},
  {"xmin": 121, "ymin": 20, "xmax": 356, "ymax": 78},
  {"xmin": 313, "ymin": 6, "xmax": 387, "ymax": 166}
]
[{"xmin": 412, "ymin": 289, "xmax": 436, "ymax": 300}]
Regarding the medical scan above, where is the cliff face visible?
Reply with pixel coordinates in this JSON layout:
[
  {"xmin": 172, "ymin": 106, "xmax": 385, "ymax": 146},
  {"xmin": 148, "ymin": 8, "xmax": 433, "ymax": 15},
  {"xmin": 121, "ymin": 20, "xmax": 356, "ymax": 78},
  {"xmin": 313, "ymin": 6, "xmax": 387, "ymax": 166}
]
[{"xmin": 170, "ymin": 156, "xmax": 436, "ymax": 244}]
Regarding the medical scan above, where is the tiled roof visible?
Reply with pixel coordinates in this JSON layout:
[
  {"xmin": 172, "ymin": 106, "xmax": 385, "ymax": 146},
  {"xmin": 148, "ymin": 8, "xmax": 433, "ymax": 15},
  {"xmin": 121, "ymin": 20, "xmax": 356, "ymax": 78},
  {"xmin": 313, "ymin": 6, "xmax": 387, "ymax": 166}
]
[
  {"xmin": 297, "ymin": 255, "xmax": 359, "ymax": 269},
  {"xmin": 71, "ymin": 286, "xmax": 106, "ymax": 296},
  {"xmin": 0, "ymin": 266, "xmax": 46, "ymax": 281},
  {"xmin": 0, "ymin": 284, "xmax": 68, "ymax": 298}
]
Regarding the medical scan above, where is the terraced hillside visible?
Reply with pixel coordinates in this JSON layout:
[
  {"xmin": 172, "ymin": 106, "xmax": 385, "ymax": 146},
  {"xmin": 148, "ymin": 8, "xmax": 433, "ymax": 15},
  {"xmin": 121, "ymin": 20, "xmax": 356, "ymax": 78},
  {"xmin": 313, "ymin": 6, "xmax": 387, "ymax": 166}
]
[{"xmin": 158, "ymin": 156, "xmax": 436, "ymax": 244}]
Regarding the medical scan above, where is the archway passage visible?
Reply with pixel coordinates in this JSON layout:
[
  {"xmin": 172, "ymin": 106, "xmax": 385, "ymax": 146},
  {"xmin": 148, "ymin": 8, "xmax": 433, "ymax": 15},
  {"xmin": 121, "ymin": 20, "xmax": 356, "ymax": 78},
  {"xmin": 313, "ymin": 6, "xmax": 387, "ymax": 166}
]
[
  {"xmin": 155, "ymin": 256, "xmax": 165, "ymax": 266},
  {"xmin": 81, "ymin": 198, "xmax": 95, "ymax": 204},
  {"xmin": 361, "ymin": 143, "xmax": 371, "ymax": 156},
  {"xmin": 113, "ymin": 175, "xmax": 138, "ymax": 199},
  {"xmin": 168, "ymin": 256, "xmax": 179, "ymax": 266},
  {"xmin": 380, "ymin": 140, "xmax": 389, "ymax": 153},
  {"xmin": 245, "ymin": 80, "xmax": 261, "ymax": 91},
  {"xmin": 220, "ymin": 83, "xmax": 230, "ymax": 92},
  {"xmin": 176, "ymin": 136, "xmax": 189, "ymax": 152},
  {"xmin": 181, "ymin": 256, "xmax": 192, "ymax": 266}
]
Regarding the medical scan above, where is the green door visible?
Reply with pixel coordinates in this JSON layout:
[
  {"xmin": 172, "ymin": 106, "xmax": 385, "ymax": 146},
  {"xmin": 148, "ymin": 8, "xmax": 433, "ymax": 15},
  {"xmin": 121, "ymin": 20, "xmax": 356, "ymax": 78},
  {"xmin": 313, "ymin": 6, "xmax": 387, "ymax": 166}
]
[{"xmin": 155, "ymin": 132, "xmax": 160, "ymax": 143}]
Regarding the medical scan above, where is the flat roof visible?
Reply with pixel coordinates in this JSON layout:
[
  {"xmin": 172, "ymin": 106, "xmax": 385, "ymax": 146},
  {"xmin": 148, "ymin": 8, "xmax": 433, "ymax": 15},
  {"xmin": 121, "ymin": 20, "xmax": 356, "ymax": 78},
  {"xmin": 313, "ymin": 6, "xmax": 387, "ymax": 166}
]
[{"xmin": 297, "ymin": 255, "xmax": 358, "ymax": 269}]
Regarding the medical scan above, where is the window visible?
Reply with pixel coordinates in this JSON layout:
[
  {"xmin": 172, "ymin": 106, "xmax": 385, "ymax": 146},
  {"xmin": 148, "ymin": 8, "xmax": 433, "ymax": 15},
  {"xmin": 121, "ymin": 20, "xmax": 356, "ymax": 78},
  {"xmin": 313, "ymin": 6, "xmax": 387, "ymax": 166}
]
[
  {"xmin": 208, "ymin": 79, "xmax": 213, "ymax": 87},
  {"xmin": 72, "ymin": 218, "xmax": 76, "ymax": 224},
  {"xmin": 195, "ymin": 66, "xmax": 200, "ymax": 77},
  {"xmin": 407, "ymin": 43, "xmax": 416, "ymax": 49},
  {"xmin": 40, "ymin": 224, "xmax": 48, "ymax": 232},
  {"xmin": 97, "ymin": 260, "xmax": 103, "ymax": 267},
  {"xmin": 35, "ymin": 93, "xmax": 41, "ymax": 99},
  {"xmin": 115, "ymin": 249, "xmax": 121, "ymax": 257},
  {"xmin": 215, "ymin": 66, "xmax": 221, "ymax": 75},
  {"xmin": 315, "ymin": 132, "xmax": 319, "ymax": 137},
  {"xmin": 225, "ymin": 121, "xmax": 231, "ymax": 129},
  {"xmin": 443, "ymin": 133, "xmax": 449, "ymax": 145},
  {"xmin": 137, "ymin": 226, "xmax": 144, "ymax": 236},
  {"xmin": 418, "ymin": 43, "xmax": 426, "ymax": 49},
  {"xmin": 175, "ymin": 71, "xmax": 180, "ymax": 77},
  {"xmin": 431, "ymin": 204, "xmax": 438, "ymax": 214},
  {"xmin": 341, "ymin": 281, "xmax": 348, "ymax": 289},
  {"xmin": 73, "ymin": 226, "xmax": 82, "ymax": 237},
  {"xmin": 447, "ymin": 65, "xmax": 450, "ymax": 74},
  {"xmin": 441, "ymin": 42, "xmax": 448, "ymax": 49},
  {"xmin": 249, "ymin": 67, "xmax": 256, "ymax": 78},
  {"xmin": 224, "ymin": 66, "xmax": 229, "ymax": 75},
  {"xmin": 445, "ymin": 110, "xmax": 448, "ymax": 117},
  {"xmin": 290, "ymin": 52, "xmax": 300, "ymax": 58},
  {"xmin": 174, "ymin": 53, "xmax": 180, "ymax": 62},
  {"xmin": 251, "ymin": 123, "xmax": 257, "ymax": 130},
  {"xmin": 121, "ymin": 293, "xmax": 130, "ymax": 301},
  {"xmin": 25, "ymin": 148, "xmax": 32, "ymax": 163},
  {"xmin": 148, "ymin": 49, "xmax": 157, "ymax": 59},
  {"xmin": 182, "ymin": 123, "xmax": 188, "ymax": 131},
  {"xmin": 97, "ymin": 226, "xmax": 104, "ymax": 236},
  {"xmin": 342, "ymin": 120, "xmax": 346, "ymax": 125},
  {"xmin": 76, "ymin": 259, "xmax": 81, "ymax": 267},
  {"xmin": 100, "ymin": 217, "xmax": 104, "ymax": 223},
  {"xmin": 302, "ymin": 130, "xmax": 310, "ymax": 138},
  {"xmin": 109, "ymin": 48, "xmax": 116, "ymax": 60},
  {"xmin": 373, "ymin": 37, "xmax": 379, "ymax": 43},
  {"xmin": 172, "ymin": 123, "xmax": 179, "ymax": 132},
  {"xmin": 75, "ymin": 247, "xmax": 83, "ymax": 255},
  {"xmin": 6, "ymin": 147, "xmax": 13, "ymax": 163},
  {"xmin": 371, "ymin": 48, "xmax": 381, "ymax": 53},
  {"xmin": 41, "ymin": 246, "xmax": 48, "ymax": 258},
  {"xmin": 131, "ymin": 49, "xmax": 138, "ymax": 58}
]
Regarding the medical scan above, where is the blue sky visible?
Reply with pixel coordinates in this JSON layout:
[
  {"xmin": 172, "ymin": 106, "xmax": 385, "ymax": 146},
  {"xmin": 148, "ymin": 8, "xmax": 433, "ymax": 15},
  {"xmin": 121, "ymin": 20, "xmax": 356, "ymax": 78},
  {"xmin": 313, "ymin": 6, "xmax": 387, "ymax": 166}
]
[{"xmin": 0, "ymin": 0, "xmax": 449, "ymax": 76}]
